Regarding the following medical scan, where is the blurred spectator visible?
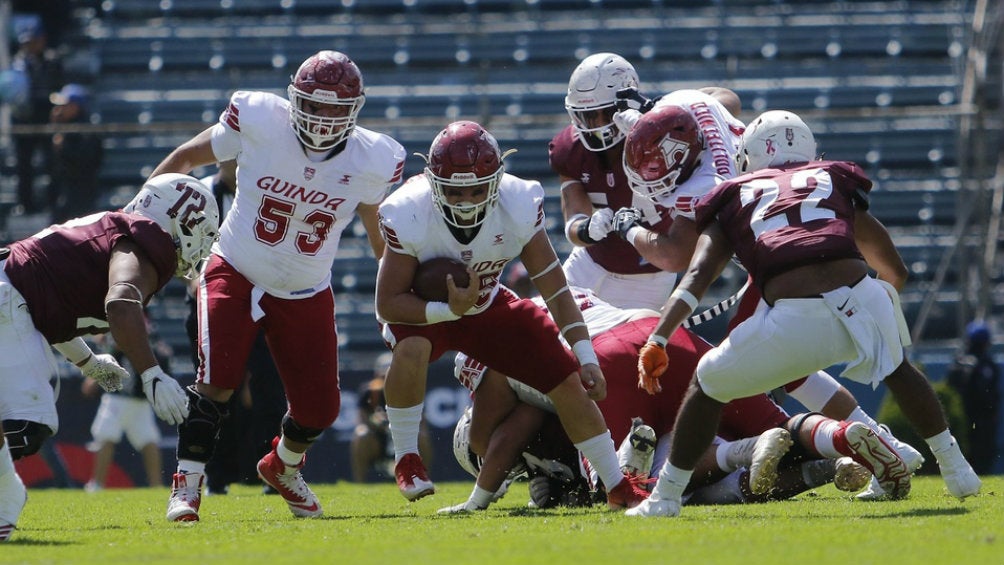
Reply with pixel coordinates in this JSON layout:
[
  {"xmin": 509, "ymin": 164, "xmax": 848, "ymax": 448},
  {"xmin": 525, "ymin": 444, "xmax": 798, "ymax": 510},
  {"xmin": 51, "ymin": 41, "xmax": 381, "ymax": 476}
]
[
  {"xmin": 350, "ymin": 352, "xmax": 433, "ymax": 482},
  {"xmin": 49, "ymin": 83, "xmax": 103, "ymax": 223},
  {"xmin": 10, "ymin": 16, "xmax": 64, "ymax": 215},
  {"xmin": 947, "ymin": 321, "xmax": 1001, "ymax": 474},
  {"xmin": 12, "ymin": 3, "xmax": 74, "ymax": 49},
  {"xmin": 81, "ymin": 330, "xmax": 170, "ymax": 491}
]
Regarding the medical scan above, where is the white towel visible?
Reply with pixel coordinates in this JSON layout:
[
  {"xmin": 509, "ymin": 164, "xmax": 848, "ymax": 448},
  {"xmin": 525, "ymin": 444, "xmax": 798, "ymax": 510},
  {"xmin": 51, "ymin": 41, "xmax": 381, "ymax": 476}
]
[{"xmin": 820, "ymin": 282, "xmax": 899, "ymax": 389}]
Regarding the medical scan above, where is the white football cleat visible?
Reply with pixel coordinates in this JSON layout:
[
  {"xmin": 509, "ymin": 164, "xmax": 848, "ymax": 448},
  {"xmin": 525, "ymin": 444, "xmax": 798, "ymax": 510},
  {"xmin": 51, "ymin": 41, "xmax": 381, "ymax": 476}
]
[
  {"xmin": 939, "ymin": 457, "xmax": 981, "ymax": 499},
  {"xmin": 748, "ymin": 428, "xmax": 793, "ymax": 495},
  {"xmin": 624, "ymin": 495, "xmax": 681, "ymax": 518},
  {"xmin": 618, "ymin": 423, "xmax": 657, "ymax": 479},
  {"xmin": 166, "ymin": 471, "xmax": 203, "ymax": 522},
  {"xmin": 257, "ymin": 445, "xmax": 323, "ymax": 518},
  {"xmin": 395, "ymin": 453, "xmax": 435, "ymax": 501},
  {"xmin": 857, "ymin": 428, "xmax": 925, "ymax": 501},
  {"xmin": 834, "ymin": 422, "xmax": 910, "ymax": 500},
  {"xmin": 436, "ymin": 500, "xmax": 487, "ymax": 515},
  {"xmin": 833, "ymin": 457, "xmax": 871, "ymax": 492},
  {"xmin": 0, "ymin": 471, "xmax": 27, "ymax": 542}
]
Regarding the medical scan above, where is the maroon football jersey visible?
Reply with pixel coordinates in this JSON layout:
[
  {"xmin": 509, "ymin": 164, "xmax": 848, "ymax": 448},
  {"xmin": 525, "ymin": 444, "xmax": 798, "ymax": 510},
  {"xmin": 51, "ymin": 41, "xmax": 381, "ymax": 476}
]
[
  {"xmin": 4, "ymin": 212, "xmax": 178, "ymax": 343},
  {"xmin": 695, "ymin": 160, "xmax": 871, "ymax": 289},
  {"xmin": 548, "ymin": 125, "xmax": 672, "ymax": 275}
]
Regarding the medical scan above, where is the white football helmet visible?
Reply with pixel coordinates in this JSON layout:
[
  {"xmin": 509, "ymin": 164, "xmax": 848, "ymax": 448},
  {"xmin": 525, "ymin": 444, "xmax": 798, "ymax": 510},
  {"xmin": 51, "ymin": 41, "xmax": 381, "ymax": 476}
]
[
  {"xmin": 123, "ymin": 173, "xmax": 221, "ymax": 279},
  {"xmin": 453, "ymin": 406, "xmax": 481, "ymax": 478},
  {"xmin": 736, "ymin": 110, "xmax": 817, "ymax": 173},
  {"xmin": 564, "ymin": 52, "xmax": 639, "ymax": 151}
]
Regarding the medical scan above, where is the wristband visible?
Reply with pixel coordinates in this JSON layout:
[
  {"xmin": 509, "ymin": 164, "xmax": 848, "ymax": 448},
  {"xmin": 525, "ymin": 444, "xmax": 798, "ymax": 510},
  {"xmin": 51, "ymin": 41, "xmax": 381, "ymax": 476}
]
[
  {"xmin": 648, "ymin": 334, "xmax": 668, "ymax": 347},
  {"xmin": 575, "ymin": 217, "xmax": 599, "ymax": 245},
  {"xmin": 565, "ymin": 213, "xmax": 589, "ymax": 244},
  {"xmin": 425, "ymin": 301, "xmax": 461, "ymax": 324},
  {"xmin": 670, "ymin": 288, "xmax": 699, "ymax": 312},
  {"xmin": 53, "ymin": 337, "xmax": 92, "ymax": 366},
  {"xmin": 625, "ymin": 225, "xmax": 644, "ymax": 246},
  {"xmin": 571, "ymin": 339, "xmax": 599, "ymax": 367}
]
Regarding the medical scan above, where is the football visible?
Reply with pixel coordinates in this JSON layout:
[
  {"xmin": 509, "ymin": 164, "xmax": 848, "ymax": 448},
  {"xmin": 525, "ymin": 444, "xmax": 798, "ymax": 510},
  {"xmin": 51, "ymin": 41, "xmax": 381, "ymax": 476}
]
[{"xmin": 412, "ymin": 257, "xmax": 471, "ymax": 302}]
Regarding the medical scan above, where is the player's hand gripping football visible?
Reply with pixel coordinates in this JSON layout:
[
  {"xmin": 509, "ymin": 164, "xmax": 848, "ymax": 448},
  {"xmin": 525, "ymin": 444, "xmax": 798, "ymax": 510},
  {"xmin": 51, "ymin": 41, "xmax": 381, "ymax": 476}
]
[
  {"xmin": 446, "ymin": 266, "xmax": 480, "ymax": 316},
  {"xmin": 638, "ymin": 341, "xmax": 668, "ymax": 395},
  {"xmin": 141, "ymin": 367, "xmax": 190, "ymax": 425},
  {"xmin": 79, "ymin": 353, "xmax": 128, "ymax": 393}
]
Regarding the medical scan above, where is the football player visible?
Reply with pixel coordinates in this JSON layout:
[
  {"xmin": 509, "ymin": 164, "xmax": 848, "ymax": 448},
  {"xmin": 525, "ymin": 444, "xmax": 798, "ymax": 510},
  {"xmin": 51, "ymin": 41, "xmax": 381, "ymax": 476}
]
[
  {"xmin": 441, "ymin": 287, "xmax": 879, "ymax": 513},
  {"xmin": 629, "ymin": 110, "xmax": 981, "ymax": 518},
  {"xmin": 0, "ymin": 174, "xmax": 218, "ymax": 541},
  {"xmin": 376, "ymin": 120, "xmax": 649, "ymax": 510},
  {"xmin": 552, "ymin": 53, "xmax": 741, "ymax": 310},
  {"xmin": 151, "ymin": 50, "xmax": 407, "ymax": 522},
  {"xmin": 615, "ymin": 90, "xmax": 926, "ymax": 498}
]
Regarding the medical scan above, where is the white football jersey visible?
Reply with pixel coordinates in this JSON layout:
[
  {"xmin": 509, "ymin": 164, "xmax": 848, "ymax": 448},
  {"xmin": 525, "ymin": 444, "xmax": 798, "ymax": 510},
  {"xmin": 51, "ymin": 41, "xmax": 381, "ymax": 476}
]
[
  {"xmin": 208, "ymin": 90, "xmax": 406, "ymax": 298},
  {"xmin": 531, "ymin": 286, "xmax": 652, "ymax": 345},
  {"xmin": 379, "ymin": 171, "xmax": 545, "ymax": 316},
  {"xmin": 651, "ymin": 89, "xmax": 745, "ymax": 220}
]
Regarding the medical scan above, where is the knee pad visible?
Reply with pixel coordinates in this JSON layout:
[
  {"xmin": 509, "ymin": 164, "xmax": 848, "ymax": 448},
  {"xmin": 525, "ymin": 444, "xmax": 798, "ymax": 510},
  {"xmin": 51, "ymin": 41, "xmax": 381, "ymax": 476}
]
[
  {"xmin": 783, "ymin": 412, "xmax": 824, "ymax": 463},
  {"xmin": 2, "ymin": 419, "xmax": 53, "ymax": 461},
  {"xmin": 177, "ymin": 385, "xmax": 231, "ymax": 463},
  {"xmin": 281, "ymin": 414, "xmax": 326, "ymax": 445},
  {"xmin": 787, "ymin": 412, "xmax": 823, "ymax": 437}
]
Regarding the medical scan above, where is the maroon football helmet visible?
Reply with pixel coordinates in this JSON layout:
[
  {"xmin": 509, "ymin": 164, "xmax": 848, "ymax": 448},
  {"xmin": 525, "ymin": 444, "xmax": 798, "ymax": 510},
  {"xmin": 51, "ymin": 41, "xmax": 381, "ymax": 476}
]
[
  {"xmin": 424, "ymin": 121, "xmax": 512, "ymax": 228},
  {"xmin": 287, "ymin": 50, "xmax": 365, "ymax": 150},
  {"xmin": 622, "ymin": 104, "xmax": 704, "ymax": 202}
]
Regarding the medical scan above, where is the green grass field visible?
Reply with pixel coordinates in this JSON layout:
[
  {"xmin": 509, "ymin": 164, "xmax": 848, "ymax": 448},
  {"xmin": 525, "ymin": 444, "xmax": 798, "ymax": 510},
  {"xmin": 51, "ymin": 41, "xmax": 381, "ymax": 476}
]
[{"xmin": 4, "ymin": 476, "xmax": 1001, "ymax": 564}]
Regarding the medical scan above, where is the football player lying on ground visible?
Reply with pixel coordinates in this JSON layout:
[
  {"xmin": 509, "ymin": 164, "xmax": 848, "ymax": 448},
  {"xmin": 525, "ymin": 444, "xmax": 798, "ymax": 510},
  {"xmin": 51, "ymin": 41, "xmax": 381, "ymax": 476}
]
[
  {"xmin": 438, "ymin": 286, "xmax": 887, "ymax": 513},
  {"xmin": 628, "ymin": 110, "xmax": 980, "ymax": 519}
]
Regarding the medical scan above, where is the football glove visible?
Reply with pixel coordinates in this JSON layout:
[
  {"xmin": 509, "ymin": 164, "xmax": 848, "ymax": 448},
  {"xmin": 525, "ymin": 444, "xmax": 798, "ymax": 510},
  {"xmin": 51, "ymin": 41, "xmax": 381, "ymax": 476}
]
[
  {"xmin": 612, "ymin": 207, "xmax": 642, "ymax": 240},
  {"xmin": 586, "ymin": 208, "xmax": 615, "ymax": 242},
  {"xmin": 638, "ymin": 341, "xmax": 668, "ymax": 395},
  {"xmin": 141, "ymin": 367, "xmax": 190, "ymax": 425},
  {"xmin": 613, "ymin": 108, "xmax": 642, "ymax": 136},
  {"xmin": 79, "ymin": 354, "xmax": 127, "ymax": 393}
]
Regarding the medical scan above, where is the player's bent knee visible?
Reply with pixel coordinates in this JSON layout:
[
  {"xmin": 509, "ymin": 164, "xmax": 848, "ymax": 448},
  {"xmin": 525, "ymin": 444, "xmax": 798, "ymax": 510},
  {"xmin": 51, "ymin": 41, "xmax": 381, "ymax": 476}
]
[
  {"xmin": 2, "ymin": 419, "xmax": 53, "ymax": 460},
  {"xmin": 177, "ymin": 385, "xmax": 230, "ymax": 462},
  {"xmin": 282, "ymin": 414, "xmax": 327, "ymax": 444}
]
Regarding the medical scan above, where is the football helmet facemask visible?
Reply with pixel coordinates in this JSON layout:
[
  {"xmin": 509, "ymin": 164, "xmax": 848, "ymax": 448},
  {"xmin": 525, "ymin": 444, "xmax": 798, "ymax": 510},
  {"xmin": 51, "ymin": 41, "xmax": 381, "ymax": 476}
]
[
  {"xmin": 288, "ymin": 50, "xmax": 366, "ymax": 151},
  {"xmin": 421, "ymin": 120, "xmax": 516, "ymax": 229},
  {"xmin": 452, "ymin": 406, "xmax": 482, "ymax": 479},
  {"xmin": 565, "ymin": 52, "xmax": 639, "ymax": 151},
  {"xmin": 623, "ymin": 104, "xmax": 704, "ymax": 203},
  {"xmin": 124, "ymin": 173, "xmax": 221, "ymax": 279},
  {"xmin": 736, "ymin": 110, "xmax": 817, "ymax": 173}
]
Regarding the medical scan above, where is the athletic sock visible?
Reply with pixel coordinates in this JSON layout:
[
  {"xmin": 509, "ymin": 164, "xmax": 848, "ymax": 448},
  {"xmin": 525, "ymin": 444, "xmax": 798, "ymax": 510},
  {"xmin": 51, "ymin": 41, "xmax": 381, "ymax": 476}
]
[{"xmin": 387, "ymin": 403, "xmax": 424, "ymax": 461}]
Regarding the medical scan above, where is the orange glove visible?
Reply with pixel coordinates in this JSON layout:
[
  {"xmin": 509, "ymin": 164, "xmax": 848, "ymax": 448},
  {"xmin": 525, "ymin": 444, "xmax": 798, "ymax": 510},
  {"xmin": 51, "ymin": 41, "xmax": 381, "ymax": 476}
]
[{"xmin": 638, "ymin": 341, "xmax": 668, "ymax": 395}]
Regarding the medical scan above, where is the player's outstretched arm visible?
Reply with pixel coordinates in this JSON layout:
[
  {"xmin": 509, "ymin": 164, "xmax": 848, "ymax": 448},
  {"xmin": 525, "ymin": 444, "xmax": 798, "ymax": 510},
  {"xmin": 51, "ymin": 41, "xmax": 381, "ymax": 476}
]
[
  {"xmin": 149, "ymin": 126, "xmax": 218, "ymax": 178},
  {"xmin": 640, "ymin": 224, "xmax": 733, "ymax": 394}
]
